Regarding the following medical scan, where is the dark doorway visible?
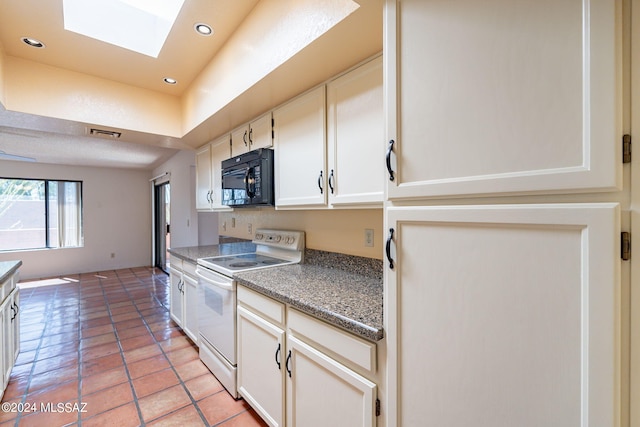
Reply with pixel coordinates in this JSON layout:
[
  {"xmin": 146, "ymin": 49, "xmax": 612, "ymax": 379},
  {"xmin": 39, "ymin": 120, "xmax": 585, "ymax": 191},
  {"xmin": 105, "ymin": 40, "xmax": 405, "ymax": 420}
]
[{"xmin": 154, "ymin": 181, "xmax": 170, "ymax": 273}]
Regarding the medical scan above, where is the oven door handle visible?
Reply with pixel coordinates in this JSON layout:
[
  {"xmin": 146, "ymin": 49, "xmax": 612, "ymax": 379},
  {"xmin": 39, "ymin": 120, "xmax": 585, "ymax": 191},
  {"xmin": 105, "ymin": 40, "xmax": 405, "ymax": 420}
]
[{"xmin": 196, "ymin": 268, "xmax": 235, "ymax": 291}]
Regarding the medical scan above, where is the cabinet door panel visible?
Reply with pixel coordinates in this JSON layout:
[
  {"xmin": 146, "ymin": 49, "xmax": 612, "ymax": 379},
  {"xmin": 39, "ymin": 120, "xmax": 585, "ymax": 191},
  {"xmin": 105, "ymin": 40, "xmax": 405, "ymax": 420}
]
[
  {"xmin": 386, "ymin": 204, "xmax": 619, "ymax": 427},
  {"xmin": 195, "ymin": 145, "xmax": 213, "ymax": 210},
  {"xmin": 231, "ymin": 125, "xmax": 250, "ymax": 158},
  {"xmin": 210, "ymin": 135, "xmax": 232, "ymax": 211},
  {"xmin": 250, "ymin": 113, "xmax": 274, "ymax": 152},
  {"xmin": 386, "ymin": 0, "xmax": 621, "ymax": 199},
  {"xmin": 327, "ymin": 57, "xmax": 384, "ymax": 206},
  {"xmin": 237, "ymin": 306, "xmax": 285, "ymax": 427},
  {"xmin": 169, "ymin": 268, "xmax": 183, "ymax": 327},
  {"xmin": 274, "ymin": 87, "xmax": 327, "ymax": 208},
  {"xmin": 287, "ymin": 335, "xmax": 376, "ymax": 427},
  {"xmin": 183, "ymin": 274, "xmax": 198, "ymax": 345}
]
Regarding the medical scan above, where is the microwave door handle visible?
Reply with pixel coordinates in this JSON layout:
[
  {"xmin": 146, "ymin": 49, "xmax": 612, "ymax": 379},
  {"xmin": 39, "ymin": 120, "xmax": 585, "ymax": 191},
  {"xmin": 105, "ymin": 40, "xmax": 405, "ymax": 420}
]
[{"xmin": 245, "ymin": 168, "xmax": 255, "ymax": 198}]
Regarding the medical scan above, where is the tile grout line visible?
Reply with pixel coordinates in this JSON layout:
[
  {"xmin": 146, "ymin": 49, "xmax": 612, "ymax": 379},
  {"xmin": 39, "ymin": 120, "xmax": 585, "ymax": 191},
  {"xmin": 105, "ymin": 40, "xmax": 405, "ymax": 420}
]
[
  {"xmin": 98, "ymin": 269, "xmax": 147, "ymax": 426},
  {"xmin": 11, "ymin": 283, "xmax": 62, "ymax": 426},
  {"xmin": 122, "ymin": 267, "xmax": 212, "ymax": 426}
]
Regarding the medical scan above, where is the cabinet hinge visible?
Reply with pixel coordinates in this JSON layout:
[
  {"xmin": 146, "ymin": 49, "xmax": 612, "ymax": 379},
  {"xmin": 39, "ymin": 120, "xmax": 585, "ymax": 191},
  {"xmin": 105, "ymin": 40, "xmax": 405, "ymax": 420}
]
[
  {"xmin": 375, "ymin": 398, "xmax": 381, "ymax": 417},
  {"xmin": 623, "ymin": 134, "xmax": 631, "ymax": 163},
  {"xmin": 622, "ymin": 231, "xmax": 631, "ymax": 261}
]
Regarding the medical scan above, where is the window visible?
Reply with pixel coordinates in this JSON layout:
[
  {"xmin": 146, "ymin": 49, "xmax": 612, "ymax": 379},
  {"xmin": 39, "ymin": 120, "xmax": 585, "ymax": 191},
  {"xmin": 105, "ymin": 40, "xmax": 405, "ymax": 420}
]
[{"xmin": 0, "ymin": 178, "xmax": 83, "ymax": 251}]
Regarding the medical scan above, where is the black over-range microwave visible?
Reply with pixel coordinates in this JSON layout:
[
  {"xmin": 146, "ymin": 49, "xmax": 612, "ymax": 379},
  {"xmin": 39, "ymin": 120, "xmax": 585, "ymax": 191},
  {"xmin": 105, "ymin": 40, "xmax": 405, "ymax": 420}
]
[{"xmin": 221, "ymin": 148, "xmax": 274, "ymax": 207}]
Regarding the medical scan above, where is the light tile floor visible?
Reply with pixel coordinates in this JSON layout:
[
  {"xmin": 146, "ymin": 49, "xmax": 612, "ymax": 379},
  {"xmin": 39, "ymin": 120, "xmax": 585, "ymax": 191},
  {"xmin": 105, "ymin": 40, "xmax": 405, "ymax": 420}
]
[{"xmin": 0, "ymin": 267, "xmax": 268, "ymax": 427}]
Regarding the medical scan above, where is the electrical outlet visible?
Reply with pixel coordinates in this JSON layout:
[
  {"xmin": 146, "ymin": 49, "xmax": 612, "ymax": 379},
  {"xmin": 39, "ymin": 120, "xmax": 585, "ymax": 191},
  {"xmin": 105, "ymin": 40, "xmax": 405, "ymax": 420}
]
[
  {"xmin": 365, "ymin": 229, "xmax": 374, "ymax": 247},
  {"xmin": 248, "ymin": 223, "xmax": 252, "ymax": 234},
  {"xmin": 110, "ymin": 252, "xmax": 115, "ymax": 259},
  {"xmin": 231, "ymin": 218, "xmax": 236, "ymax": 228},
  {"xmin": 222, "ymin": 221, "xmax": 226, "ymax": 231}
]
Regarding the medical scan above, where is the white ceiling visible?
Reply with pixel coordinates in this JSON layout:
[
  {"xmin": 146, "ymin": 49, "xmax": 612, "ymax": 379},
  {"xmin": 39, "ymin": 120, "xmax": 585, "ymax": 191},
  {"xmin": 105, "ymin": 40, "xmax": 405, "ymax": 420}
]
[
  {"xmin": 0, "ymin": 0, "xmax": 381, "ymax": 170},
  {"xmin": 0, "ymin": 0, "xmax": 259, "ymax": 170}
]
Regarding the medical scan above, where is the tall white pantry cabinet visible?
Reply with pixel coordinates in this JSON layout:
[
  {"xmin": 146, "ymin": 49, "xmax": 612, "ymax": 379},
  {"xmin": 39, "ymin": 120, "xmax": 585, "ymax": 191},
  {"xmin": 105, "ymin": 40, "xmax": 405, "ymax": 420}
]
[{"xmin": 383, "ymin": 1, "xmax": 636, "ymax": 427}]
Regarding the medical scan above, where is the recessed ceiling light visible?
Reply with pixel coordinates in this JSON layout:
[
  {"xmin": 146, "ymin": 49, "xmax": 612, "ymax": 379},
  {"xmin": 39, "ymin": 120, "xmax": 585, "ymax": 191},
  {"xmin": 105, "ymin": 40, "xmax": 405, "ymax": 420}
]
[
  {"xmin": 22, "ymin": 37, "xmax": 45, "ymax": 48},
  {"xmin": 194, "ymin": 23, "xmax": 213, "ymax": 36},
  {"xmin": 163, "ymin": 77, "xmax": 177, "ymax": 85}
]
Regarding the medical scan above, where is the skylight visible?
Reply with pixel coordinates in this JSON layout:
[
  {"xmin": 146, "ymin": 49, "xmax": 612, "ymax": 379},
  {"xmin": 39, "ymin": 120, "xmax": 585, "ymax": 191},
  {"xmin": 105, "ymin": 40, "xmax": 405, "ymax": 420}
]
[{"xmin": 63, "ymin": 0, "xmax": 185, "ymax": 58}]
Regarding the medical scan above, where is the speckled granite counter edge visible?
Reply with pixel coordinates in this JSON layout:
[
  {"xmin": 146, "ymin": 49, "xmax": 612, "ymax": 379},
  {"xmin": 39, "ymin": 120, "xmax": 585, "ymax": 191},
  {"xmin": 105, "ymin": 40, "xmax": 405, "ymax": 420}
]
[
  {"xmin": 236, "ymin": 275, "xmax": 383, "ymax": 342},
  {"xmin": 0, "ymin": 260, "xmax": 22, "ymax": 283}
]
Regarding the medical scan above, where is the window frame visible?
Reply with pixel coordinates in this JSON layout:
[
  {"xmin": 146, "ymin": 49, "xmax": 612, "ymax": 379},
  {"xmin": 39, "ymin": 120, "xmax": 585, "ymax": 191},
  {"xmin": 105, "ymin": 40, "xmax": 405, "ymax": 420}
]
[{"xmin": 0, "ymin": 177, "xmax": 84, "ymax": 251}]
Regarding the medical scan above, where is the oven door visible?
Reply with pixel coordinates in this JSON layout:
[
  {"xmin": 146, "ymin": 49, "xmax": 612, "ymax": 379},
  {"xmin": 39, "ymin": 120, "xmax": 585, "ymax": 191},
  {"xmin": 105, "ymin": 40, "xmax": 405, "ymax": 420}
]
[{"xmin": 195, "ymin": 266, "xmax": 236, "ymax": 365}]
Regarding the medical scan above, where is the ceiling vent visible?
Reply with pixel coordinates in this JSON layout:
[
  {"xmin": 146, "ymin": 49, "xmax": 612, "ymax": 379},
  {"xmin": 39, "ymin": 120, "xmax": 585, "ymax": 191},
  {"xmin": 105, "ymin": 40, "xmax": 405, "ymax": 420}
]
[{"xmin": 88, "ymin": 128, "xmax": 122, "ymax": 139}]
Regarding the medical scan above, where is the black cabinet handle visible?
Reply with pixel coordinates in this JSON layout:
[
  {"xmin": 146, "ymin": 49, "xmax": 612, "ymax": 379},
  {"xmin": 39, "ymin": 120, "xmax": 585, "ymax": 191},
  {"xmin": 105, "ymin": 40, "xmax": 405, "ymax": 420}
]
[
  {"xmin": 243, "ymin": 130, "xmax": 248, "ymax": 147},
  {"xmin": 275, "ymin": 343, "xmax": 281, "ymax": 370},
  {"xmin": 386, "ymin": 139, "xmax": 395, "ymax": 181},
  {"xmin": 10, "ymin": 303, "xmax": 16, "ymax": 321},
  {"xmin": 317, "ymin": 171, "xmax": 324, "ymax": 194},
  {"xmin": 328, "ymin": 169, "xmax": 335, "ymax": 194},
  {"xmin": 285, "ymin": 350, "xmax": 292, "ymax": 378},
  {"xmin": 249, "ymin": 128, "xmax": 253, "ymax": 145},
  {"xmin": 386, "ymin": 228, "xmax": 395, "ymax": 270}
]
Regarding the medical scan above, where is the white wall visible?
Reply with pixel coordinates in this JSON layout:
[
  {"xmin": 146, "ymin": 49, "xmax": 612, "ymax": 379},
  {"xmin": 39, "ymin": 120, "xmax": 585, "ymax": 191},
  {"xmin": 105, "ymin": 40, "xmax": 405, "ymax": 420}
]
[
  {"xmin": 151, "ymin": 150, "xmax": 202, "ymax": 249},
  {"xmin": 0, "ymin": 160, "xmax": 152, "ymax": 279}
]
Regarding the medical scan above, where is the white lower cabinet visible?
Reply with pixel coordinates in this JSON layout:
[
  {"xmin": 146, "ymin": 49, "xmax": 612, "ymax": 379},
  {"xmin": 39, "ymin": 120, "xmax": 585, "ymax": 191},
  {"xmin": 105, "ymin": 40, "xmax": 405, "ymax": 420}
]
[
  {"xmin": 1, "ymin": 271, "xmax": 20, "ymax": 401},
  {"xmin": 238, "ymin": 305, "xmax": 286, "ymax": 427},
  {"xmin": 237, "ymin": 286, "xmax": 378, "ymax": 427},
  {"xmin": 286, "ymin": 335, "xmax": 376, "ymax": 427},
  {"xmin": 385, "ymin": 204, "xmax": 620, "ymax": 427},
  {"xmin": 169, "ymin": 260, "xmax": 198, "ymax": 345}
]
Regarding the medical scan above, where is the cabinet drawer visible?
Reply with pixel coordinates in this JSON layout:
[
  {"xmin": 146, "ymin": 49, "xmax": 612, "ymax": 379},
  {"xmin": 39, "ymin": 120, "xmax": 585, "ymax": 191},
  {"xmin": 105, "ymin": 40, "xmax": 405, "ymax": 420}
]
[
  {"xmin": 169, "ymin": 259, "xmax": 183, "ymax": 271},
  {"xmin": 237, "ymin": 286, "xmax": 285, "ymax": 326},
  {"xmin": 182, "ymin": 261, "xmax": 197, "ymax": 279},
  {"xmin": 288, "ymin": 308, "xmax": 376, "ymax": 375}
]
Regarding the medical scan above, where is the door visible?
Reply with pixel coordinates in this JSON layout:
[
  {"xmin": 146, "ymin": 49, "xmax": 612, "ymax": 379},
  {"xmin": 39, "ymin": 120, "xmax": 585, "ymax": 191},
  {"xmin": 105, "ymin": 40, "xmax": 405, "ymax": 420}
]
[
  {"xmin": 196, "ymin": 267, "xmax": 236, "ymax": 364},
  {"xmin": 385, "ymin": 0, "xmax": 622, "ymax": 199},
  {"xmin": 237, "ymin": 306, "xmax": 285, "ymax": 427},
  {"xmin": 287, "ymin": 335, "xmax": 377, "ymax": 427},
  {"xmin": 327, "ymin": 56, "xmax": 384, "ymax": 207},
  {"xmin": 154, "ymin": 181, "xmax": 170, "ymax": 272},
  {"xmin": 183, "ymin": 273, "xmax": 199, "ymax": 344},
  {"xmin": 274, "ymin": 86, "xmax": 327, "ymax": 208},
  {"xmin": 196, "ymin": 144, "xmax": 213, "ymax": 210},
  {"xmin": 169, "ymin": 267, "xmax": 183, "ymax": 327},
  {"xmin": 385, "ymin": 204, "xmax": 620, "ymax": 427}
]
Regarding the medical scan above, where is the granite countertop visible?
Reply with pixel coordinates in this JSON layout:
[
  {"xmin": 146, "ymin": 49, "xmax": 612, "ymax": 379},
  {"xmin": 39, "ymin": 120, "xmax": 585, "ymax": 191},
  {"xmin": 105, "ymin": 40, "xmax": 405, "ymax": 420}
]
[
  {"xmin": 168, "ymin": 243, "xmax": 384, "ymax": 343},
  {"xmin": 235, "ymin": 250, "xmax": 383, "ymax": 342},
  {"xmin": 0, "ymin": 260, "xmax": 22, "ymax": 284}
]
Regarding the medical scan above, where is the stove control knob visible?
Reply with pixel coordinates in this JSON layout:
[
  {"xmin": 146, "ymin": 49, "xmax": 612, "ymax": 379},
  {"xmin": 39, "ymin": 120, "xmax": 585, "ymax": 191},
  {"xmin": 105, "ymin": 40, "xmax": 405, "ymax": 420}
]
[
  {"xmin": 255, "ymin": 233, "xmax": 264, "ymax": 240},
  {"xmin": 286, "ymin": 236, "xmax": 295, "ymax": 244},
  {"xmin": 274, "ymin": 236, "xmax": 282, "ymax": 242}
]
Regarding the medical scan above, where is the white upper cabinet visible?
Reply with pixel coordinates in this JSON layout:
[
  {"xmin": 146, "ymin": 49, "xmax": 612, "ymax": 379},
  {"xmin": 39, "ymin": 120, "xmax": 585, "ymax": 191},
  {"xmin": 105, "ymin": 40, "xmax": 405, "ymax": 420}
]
[
  {"xmin": 327, "ymin": 56, "xmax": 384, "ymax": 207},
  {"xmin": 385, "ymin": 0, "xmax": 622, "ymax": 200},
  {"xmin": 231, "ymin": 112, "xmax": 274, "ymax": 158},
  {"xmin": 196, "ymin": 134, "xmax": 232, "ymax": 211},
  {"xmin": 195, "ymin": 143, "xmax": 214, "ymax": 211},
  {"xmin": 274, "ymin": 86, "xmax": 327, "ymax": 208}
]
